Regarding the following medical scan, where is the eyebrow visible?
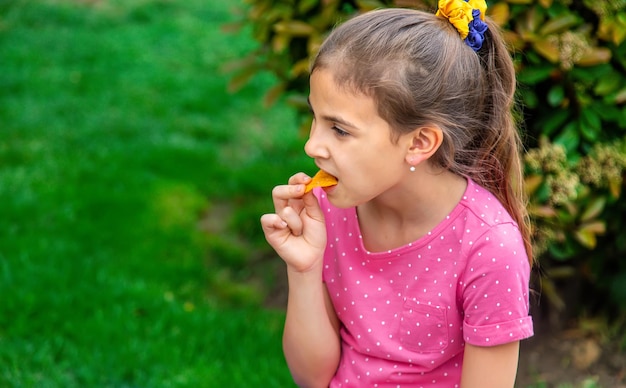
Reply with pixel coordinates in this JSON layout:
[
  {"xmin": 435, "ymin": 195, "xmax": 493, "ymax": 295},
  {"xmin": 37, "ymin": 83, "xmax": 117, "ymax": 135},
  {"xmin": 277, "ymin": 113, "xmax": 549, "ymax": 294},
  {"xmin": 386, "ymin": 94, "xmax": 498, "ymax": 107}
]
[{"xmin": 307, "ymin": 97, "xmax": 360, "ymax": 130}]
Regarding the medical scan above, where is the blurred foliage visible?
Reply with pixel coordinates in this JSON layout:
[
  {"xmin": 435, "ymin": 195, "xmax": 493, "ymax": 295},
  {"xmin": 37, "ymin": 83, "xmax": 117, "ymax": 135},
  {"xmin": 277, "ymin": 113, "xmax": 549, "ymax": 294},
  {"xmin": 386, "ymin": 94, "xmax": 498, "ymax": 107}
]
[{"xmin": 226, "ymin": 0, "xmax": 626, "ymax": 319}]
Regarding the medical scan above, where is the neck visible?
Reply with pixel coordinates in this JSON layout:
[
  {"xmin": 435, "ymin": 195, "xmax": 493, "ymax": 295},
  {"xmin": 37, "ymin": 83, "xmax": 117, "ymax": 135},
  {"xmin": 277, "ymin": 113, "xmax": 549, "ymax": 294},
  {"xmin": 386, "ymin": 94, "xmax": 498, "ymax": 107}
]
[{"xmin": 357, "ymin": 170, "xmax": 467, "ymax": 252}]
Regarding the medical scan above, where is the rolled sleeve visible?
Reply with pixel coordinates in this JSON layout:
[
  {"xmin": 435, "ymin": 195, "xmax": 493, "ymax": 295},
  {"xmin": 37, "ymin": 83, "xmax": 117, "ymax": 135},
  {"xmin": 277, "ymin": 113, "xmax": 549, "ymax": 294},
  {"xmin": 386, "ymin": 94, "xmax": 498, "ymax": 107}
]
[{"xmin": 460, "ymin": 222, "xmax": 534, "ymax": 346}]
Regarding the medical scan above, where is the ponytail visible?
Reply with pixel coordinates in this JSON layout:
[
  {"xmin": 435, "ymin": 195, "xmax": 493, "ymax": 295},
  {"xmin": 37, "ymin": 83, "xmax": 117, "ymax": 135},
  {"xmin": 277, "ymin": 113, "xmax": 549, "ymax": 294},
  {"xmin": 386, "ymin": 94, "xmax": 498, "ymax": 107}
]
[{"xmin": 469, "ymin": 18, "xmax": 534, "ymax": 265}]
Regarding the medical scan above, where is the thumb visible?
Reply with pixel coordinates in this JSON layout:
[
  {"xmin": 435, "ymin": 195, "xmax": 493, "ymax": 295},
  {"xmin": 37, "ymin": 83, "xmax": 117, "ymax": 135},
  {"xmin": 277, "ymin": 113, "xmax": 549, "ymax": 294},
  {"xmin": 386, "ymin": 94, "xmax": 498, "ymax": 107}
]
[{"xmin": 302, "ymin": 191, "xmax": 325, "ymax": 222}]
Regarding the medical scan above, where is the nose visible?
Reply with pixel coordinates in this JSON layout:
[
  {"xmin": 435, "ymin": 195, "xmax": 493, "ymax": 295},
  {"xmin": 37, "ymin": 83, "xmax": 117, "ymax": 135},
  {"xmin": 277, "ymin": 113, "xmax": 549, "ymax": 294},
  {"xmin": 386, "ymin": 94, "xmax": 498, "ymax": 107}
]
[{"xmin": 304, "ymin": 121, "xmax": 329, "ymax": 159}]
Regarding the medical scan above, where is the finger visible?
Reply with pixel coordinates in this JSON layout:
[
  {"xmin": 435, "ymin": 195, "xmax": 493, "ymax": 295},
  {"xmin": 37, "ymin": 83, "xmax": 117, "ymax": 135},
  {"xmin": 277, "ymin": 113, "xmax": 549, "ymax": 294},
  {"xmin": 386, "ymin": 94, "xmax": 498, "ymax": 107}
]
[
  {"xmin": 287, "ymin": 172, "xmax": 312, "ymax": 186},
  {"xmin": 260, "ymin": 213, "xmax": 288, "ymax": 232},
  {"xmin": 272, "ymin": 183, "xmax": 305, "ymax": 213},
  {"xmin": 302, "ymin": 190, "xmax": 325, "ymax": 222},
  {"xmin": 260, "ymin": 213, "xmax": 292, "ymax": 253},
  {"xmin": 279, "ymin": 206, "xmax": 304, "ymax": 237},
  {"xmin": 270, "ymin": 172, "xmax": 311, "ymax": 213}
]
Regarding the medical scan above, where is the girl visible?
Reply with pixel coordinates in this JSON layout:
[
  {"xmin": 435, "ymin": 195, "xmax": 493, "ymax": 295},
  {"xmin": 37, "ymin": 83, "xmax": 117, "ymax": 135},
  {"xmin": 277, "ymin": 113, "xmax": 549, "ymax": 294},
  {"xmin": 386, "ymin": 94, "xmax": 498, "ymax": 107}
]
[{"xmin": 261, "ymin": 1, "xmax": 534, "ymax": 387}]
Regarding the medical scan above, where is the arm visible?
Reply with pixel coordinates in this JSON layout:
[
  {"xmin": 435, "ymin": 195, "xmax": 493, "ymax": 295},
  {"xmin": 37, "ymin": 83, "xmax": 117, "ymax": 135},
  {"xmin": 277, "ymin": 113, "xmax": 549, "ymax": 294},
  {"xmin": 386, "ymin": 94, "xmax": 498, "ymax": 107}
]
[
  {"xmin": 283, "ymin": 269, "xmax": 341, "ymax": 388},
  {"xmin": 460, "ymin": 341, "xmax": 520, "ymax": 388},
  {"xmin": 260, "ymin": 173, "xmax": 341, "ymax": 387},
  {"xmin": 459, "ymin": 223, "xmax": 532, "ymax": 387}
]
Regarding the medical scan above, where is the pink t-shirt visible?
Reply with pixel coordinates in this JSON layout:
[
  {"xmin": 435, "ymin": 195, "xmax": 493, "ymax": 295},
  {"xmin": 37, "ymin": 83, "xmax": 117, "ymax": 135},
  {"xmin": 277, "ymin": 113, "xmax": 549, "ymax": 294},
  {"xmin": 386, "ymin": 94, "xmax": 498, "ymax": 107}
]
[{"xmin": 317, "ymin": 179, "xmax": 533, "ymax": 387}]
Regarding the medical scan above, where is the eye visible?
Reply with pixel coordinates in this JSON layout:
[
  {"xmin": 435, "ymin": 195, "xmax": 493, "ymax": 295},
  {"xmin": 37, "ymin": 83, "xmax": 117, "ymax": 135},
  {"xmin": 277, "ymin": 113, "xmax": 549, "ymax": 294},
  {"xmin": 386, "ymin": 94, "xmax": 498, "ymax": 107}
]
[{"xmin": 332, "ymin": 125, "xmax": 349, "ymax": 137}]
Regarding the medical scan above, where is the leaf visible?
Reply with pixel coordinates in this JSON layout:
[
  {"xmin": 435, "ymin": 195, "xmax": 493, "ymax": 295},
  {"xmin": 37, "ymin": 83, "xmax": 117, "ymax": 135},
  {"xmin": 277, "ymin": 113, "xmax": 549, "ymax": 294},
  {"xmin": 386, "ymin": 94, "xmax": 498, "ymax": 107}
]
[
  {"xmin": 502, "ymin": 31, "xmax": 525, "ymax": 51},
  {"xmin": 594, "ymin": 72, "xmax": 621, "ymax": 96},
  {"xmin": 579, "ymin": 108, "xmax": 601, "ymax": 141},
  {"xmin": 356, "ymin": 0, "xmax": 387, "ymax": 10},
  {"xmin": 519, "ymin": 88, "xmax": 538, "ymax": 108},
  {"xmin": 600, "ymin": 14, "xmax": 626, "ymax": 45},
  {"xmin": 273, "ymin": 21, "xmax": 316, "ymax": 37},
  {"xmin": 580, "ymin": 221, "xmax": 607, "ymax": 235},
  {"xmin": 614, "ymin": 87, "xmax": 626, "ymax": 104},
  {"xmin": 574, "ymin": 221, "xmax": 606, "ymax": 248},
  {"xmin": 539, "ymin": 14, "xmax": 580, "ymax": 36},
  {"xmin": 583, "ymin": 105, "xmax": 602, "ymax": 129},
  {"xmin": 528, "ymin": 204, "xmax": 558, "ymax": 218},
  {"xmin": 609, "ymin": 177, "xmax": 622, "ymax": 198},
  {"xmin": 263, "ymin": 82, "xmax": 286, "ymax": 107},
  {"xmin": 220, "ymin": 55, "xmax": 258, "ymax": 74},
  {"xmin": 517, "ymin": 65, "xmax": 554, "ymax": 85},
  {"xmin": 291, "ymin": 58, "xmax": 311, "ymax": 78},
  {"xmin": 535, "ymin": 180, "xmax": 552, "ymax": 203},
  {"xmin": 548, "ymin": 239, "xmax": 579, "ymax": 261},
  {"xmin": 575, "ymin": 48, "xmax": 612, "ymax": 67},
  {"xmin": 532, "ymin": 39, "xmax": 560, "ymax": 63},
  {"xmin": 580, "ymin": 197, "xmax": 606, "ymax": 222},
  {"xmin": 614, "ymin": 23, "xmax": 626, "ymax": 45},
  {"xmin": 547, "ymin": 84, "xmax": 565, "ymax": 106},
  {"xmin": 570, "ymin": 64, "xmax": 612, "ymax": 83},
  {"xmin": 539, "ymin": 109, "xmax": 570, "ymax": 136},
  {"xmin": 523, "ymin": 6, "xmax": 544, "ymax": 34},
  {"xmin": 538, "ymin": 0, "xmax": 552, "ymax": 8},
  {"xmin": 285, "ymin": 94, "xmax": 309, "ymax": 110},
  {"xmin": 227, "ymin": 67, "xmax": 258, "ymax": 93},
  {"xmin": 554, "ymin": 122, "xmax": 580, "ymax": 153},
  {"xmin": 594, "ymin": 104, "xmax": 622, "ymax": 121},
  {"xmin": 561, "ymin": 202, "xmax": 579, "ymax": 220},
  {"xmin": 221, "ymin": 21, "xmax": 245, "ymax": 33},
  {"xmin": 298, "ymin": 0, "xmax": 319, "ymax": 14},
  {"xmin": 488, "ymin": 2, "xmax": 510, "ymax": 26},
  {"xmin": 525, "ymin": 174, "xmax": 544, "ymax": 195},
  {"xmin": 307, "ymin": 34, "xmax": 325, "ymax": 56},
  {"xmin": 271, "ymin": 34, "xmax": 290, "ymax": 52}
]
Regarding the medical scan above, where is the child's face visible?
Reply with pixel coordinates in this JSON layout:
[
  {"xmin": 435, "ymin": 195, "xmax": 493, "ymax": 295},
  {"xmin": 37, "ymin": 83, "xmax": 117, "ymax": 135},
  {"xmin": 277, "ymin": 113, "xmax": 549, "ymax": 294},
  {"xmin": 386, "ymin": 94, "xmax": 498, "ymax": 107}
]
[{"xmin": 305, "ymin": 69, "xmax": 411, "ymax": 208}]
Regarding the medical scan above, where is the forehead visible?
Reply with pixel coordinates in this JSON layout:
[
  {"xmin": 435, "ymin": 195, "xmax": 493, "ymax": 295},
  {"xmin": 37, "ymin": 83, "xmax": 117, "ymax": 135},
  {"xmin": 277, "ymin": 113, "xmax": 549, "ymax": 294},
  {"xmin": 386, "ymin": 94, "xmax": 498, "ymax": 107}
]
[
  {"xmin": 309, "ymin": 69, "xmax": 396, "ymax": 138},
  {"xmin": 309, "ymin": 70, "xmax": 375, "ymax": 113}
]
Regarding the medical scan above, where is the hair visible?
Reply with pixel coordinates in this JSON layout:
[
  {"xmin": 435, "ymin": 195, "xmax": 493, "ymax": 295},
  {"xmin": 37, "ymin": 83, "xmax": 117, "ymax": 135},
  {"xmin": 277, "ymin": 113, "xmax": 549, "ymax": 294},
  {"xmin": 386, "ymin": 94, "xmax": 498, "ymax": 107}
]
[{"xmin": 311, "ymin": 8, "xmax": 533, "ymax": 265}]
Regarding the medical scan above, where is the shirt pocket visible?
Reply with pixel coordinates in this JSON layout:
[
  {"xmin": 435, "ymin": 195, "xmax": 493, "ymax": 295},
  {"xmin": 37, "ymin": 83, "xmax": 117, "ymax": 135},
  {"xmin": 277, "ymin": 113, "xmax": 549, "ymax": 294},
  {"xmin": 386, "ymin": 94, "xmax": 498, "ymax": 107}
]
[{"xmin": 399, "ymin": 300, "xmax": 449, "ymax": 353}]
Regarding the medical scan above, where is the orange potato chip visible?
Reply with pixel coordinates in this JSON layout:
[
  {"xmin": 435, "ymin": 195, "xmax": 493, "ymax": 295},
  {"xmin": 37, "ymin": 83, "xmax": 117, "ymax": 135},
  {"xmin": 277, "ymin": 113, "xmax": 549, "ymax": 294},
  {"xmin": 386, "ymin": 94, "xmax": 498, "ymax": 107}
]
[{"xmin": 304, "ymin": 170, "xmax": 338, "ymax": 193}]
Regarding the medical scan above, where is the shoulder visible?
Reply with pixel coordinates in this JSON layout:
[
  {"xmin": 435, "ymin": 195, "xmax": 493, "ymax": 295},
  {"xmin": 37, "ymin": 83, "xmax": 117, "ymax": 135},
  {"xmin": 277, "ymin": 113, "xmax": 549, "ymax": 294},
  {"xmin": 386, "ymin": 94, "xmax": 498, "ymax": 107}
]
[
  {"xmin": 459, "ymin": 179, "xmax": 516, "ymax": 228},
  {"xmin": 456, "ymin": 180, "xmax": 530, "ymax": 277}
]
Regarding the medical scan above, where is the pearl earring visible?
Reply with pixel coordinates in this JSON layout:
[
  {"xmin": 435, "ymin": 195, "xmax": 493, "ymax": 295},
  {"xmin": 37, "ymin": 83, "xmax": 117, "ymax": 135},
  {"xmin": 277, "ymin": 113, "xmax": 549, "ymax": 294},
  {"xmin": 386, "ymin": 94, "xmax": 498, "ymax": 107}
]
[{"xmin": 409, "ymin": 166, "xmax": 416, "ymax": 172}]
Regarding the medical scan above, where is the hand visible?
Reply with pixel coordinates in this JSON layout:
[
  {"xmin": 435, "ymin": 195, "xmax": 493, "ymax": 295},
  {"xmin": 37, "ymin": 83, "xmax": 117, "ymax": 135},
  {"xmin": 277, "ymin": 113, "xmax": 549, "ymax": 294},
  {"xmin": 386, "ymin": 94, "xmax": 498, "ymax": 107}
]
[{"xmin": 260, "ymin": 172, "xmax": 327, "ymax": 273}]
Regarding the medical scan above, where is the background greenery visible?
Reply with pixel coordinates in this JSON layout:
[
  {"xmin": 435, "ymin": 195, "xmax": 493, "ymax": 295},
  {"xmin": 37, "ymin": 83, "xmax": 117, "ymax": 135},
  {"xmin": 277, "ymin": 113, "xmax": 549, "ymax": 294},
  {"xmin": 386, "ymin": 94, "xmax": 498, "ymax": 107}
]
[
  {"xmin": 228, "ymin": 0, "xmax": 626, "ymax": 327},
  {"xmin": 0, "ymin": 0, "xmax": 304, "ymax": 386}
]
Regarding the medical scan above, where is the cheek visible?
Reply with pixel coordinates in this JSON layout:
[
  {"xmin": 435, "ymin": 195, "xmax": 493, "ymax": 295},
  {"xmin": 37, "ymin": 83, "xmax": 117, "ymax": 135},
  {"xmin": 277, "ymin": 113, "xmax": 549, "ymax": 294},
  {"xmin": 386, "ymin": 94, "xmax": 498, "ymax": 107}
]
[
  {"xmin": 342, "ymin": 174, "xmax": 387, "ymax": 204},
  {"xmin": 327, "ymin": 176, "xmax": 373, "ymax": 208}
]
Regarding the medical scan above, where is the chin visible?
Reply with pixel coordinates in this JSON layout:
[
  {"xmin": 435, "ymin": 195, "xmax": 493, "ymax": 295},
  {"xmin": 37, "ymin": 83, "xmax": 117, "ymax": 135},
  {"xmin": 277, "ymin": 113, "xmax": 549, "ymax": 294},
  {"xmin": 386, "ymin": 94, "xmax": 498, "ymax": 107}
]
[{"xmin": 326, "ymin": 193, "xmax": 361, "ymax": 209}]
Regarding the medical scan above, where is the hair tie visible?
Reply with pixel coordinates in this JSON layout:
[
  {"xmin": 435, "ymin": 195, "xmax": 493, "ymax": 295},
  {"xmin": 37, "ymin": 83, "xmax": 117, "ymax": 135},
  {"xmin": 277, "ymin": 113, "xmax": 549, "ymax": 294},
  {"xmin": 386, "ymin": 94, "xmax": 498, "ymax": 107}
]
[{"xmin": 436, "ymin": 0, "xmax": 489, "ymax": 51}]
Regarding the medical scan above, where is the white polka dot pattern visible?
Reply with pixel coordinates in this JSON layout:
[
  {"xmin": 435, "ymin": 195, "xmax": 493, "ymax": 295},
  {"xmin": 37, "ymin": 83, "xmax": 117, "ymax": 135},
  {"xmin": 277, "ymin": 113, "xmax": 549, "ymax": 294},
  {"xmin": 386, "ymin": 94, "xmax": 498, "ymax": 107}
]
[{"xmin": 316, "ymin": 179, "xmax": 534, "ymax": 387}]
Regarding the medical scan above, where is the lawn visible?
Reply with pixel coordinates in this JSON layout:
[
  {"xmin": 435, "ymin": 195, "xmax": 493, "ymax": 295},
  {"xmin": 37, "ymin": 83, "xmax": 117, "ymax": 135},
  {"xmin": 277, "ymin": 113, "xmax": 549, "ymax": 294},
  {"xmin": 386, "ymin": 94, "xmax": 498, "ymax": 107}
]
[{"xmin": 0, "ymin": 0, "xmax": 309, "ymax": 386}]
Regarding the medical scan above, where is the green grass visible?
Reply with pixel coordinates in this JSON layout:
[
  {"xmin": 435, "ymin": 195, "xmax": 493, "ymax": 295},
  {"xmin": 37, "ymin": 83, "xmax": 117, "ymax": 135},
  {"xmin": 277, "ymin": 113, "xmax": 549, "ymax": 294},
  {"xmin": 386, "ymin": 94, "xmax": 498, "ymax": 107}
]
[{"xmin": 0, "ymin": 0, "xmax": 309, "ymax": 386}]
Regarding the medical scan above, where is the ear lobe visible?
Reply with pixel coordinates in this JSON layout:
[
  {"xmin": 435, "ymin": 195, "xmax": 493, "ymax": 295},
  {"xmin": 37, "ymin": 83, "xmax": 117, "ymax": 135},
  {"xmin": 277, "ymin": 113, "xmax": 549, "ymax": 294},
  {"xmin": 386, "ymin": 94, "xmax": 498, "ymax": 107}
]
[{"xmin": 405, "ymin": 126, "xmax": 444, "ymax": 165}]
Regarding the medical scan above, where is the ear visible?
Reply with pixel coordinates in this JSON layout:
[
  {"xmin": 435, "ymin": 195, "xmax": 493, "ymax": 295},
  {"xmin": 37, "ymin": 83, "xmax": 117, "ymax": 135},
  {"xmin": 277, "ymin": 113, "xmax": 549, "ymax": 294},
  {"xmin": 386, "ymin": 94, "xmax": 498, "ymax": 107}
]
[{"xmin": 404, "ymin": 125, "xmax": 444, "ymax": 167}]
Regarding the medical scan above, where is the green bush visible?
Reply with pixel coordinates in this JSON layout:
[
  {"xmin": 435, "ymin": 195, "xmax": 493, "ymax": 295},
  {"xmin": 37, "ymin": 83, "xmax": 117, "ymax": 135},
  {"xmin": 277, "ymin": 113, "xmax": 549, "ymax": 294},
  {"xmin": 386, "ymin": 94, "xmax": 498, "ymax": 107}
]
[{"xmin": 227, "ymin": 0, "xmax": 626, "ymax": 320}]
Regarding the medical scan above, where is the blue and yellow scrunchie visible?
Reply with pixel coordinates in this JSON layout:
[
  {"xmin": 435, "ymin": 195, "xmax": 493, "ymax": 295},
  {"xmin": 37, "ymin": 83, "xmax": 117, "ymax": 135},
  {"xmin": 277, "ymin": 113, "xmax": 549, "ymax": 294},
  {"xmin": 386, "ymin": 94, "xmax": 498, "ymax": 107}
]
[{"xmin": 436, "ymin": 0, "xmax": 489, "ymax": 51}]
